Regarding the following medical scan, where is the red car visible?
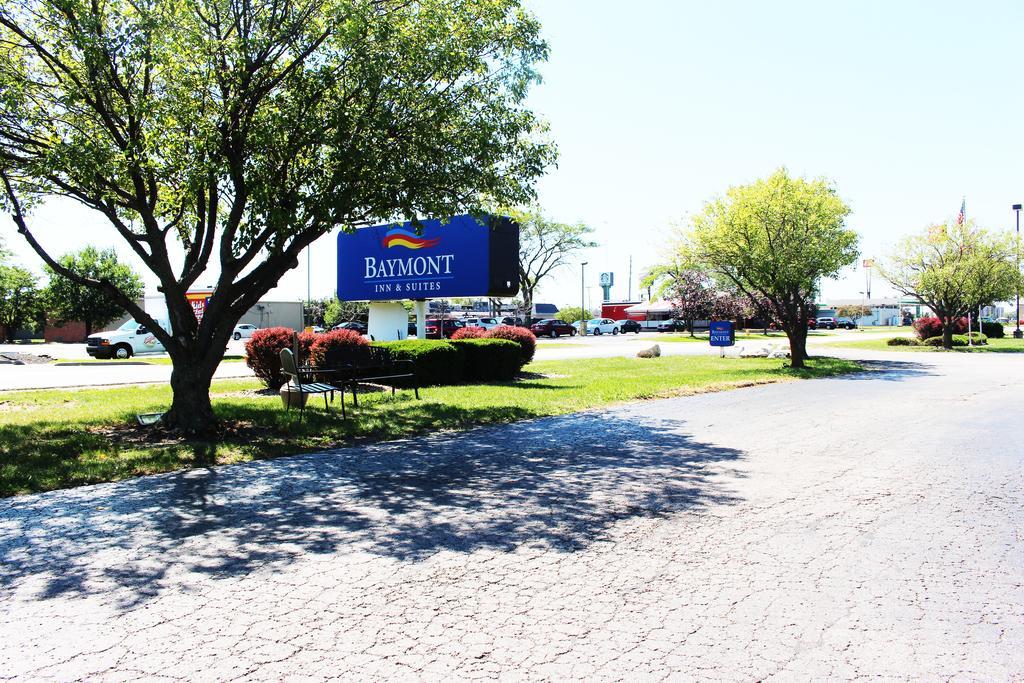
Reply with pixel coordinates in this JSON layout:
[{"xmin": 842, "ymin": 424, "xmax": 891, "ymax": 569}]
[
  {"xmin": 425, "ymin": 319, "xmax": 465, "ymax": 339},
  {"xmin": 530, "ymin": 319, "xmax": 577, "ymax": 338}
]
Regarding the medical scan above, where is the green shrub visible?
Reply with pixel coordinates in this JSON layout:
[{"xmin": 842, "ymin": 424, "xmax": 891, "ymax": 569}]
[
  {"xmin": 965, "ymin": 331, "xmax": 988, "ymax": 344},
  {"xmin": 981, "ymin": 321, "xmax": 1004, "ymax": 338},
  {"xmin": 924, "ymin": 335, "xmax": 972, "ymax": 347},
  {"xmin": 372, "ymin": 339, "xmax": 463, "ymax": 386},
  {"xmin": 887, "ymin": 337, "xmax": 919, "ymax": 346},
  {"xmin": 245, "ymin": 327, "xmax": 316, "ymax": 390},
  {"xmin": 486, "ymin": 325, "xmax": 536, "ymax": 366},
  {"xmin": 309, "ymin": 328, "xmax": 368, "ymax": 367},
  {"xmin": 451, "ymin": 338, "xmax": 521, "ymax": 381}
]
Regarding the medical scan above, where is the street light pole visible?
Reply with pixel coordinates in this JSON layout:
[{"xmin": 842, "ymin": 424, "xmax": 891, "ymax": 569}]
[
  {"xmin": 581, "ymin": 261, "xmax": 588, "ymax": 336},
  {"xmin": 1015, "ymin": 204, "xmax": 1022, "ymax": 339}
]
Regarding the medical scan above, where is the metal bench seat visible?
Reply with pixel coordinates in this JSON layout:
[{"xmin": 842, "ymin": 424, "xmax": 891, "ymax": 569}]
[{"xmin": 279, "ymin": 348, "xmax": 343, "ymax": 421}]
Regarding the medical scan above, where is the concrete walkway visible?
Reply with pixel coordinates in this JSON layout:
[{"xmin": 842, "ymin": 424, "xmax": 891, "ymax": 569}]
[{"xmin": 2, "ymin": 350, "xmax": 1022, "ymax": 679}]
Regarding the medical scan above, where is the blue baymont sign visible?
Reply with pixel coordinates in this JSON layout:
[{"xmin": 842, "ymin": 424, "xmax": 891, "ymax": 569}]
[
  {"xmin": 337, "ymin": 214, "xmax": 519, "ymax": 301},
  {"xmin": 709, "ymin": 320, "xmax": 735, "ymax": 347}
]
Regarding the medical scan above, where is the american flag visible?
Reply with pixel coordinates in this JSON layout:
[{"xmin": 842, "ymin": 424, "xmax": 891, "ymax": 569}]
[{"xmin": 957, "ymin": 198, "xmax": 966, "ymax": 225}]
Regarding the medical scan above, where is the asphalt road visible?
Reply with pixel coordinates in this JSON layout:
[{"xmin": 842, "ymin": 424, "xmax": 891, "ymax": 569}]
[{"xmin": 1, "ymin": 349, "xmax": 1021, "ymax": 679}]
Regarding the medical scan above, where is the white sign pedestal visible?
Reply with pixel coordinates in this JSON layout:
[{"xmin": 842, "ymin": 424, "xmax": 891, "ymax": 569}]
[{"xmin": 367, "ymin": 302, "xmax": 410, "ymax": 341}]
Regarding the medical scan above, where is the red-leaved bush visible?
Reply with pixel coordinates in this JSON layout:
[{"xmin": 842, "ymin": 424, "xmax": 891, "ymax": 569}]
[
  {"xmin": 913, "ymin": 316, "xmax": 967, "ymax": 340},
  {"xmin": 309, "ymin": 328, "xmax": 368, "ymax": 366},
  {"xmin": 486, "ymin": 325, "xmax": 536, "ymax": 366},
  {"xmin": 245, "ymin": 327, "xmax": 315, "ymax": 390},
  {"xmin": 450, "ymin": 326, "xmax": 488, "ymax": 340}
]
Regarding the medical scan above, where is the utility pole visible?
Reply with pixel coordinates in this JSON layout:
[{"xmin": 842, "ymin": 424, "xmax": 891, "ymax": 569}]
[
  {"xmin": 1015, "ymin": 204, "xmax": 1022, "ymax": 339},
  {"xmin": 580, "ymin": 262, "xmax": 588, "ymax": 335}
]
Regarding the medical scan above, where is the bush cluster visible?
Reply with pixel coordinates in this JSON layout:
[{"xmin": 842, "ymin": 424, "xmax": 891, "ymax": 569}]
[
  {"xmin": 921, "ymin": 334, "xmax": 987, "ymax": 347},
  {"xmin": 887, "ymin": 337, "xmax": 920, "ymax": 346},
  {"xmin": 245, "ymin": 327, "xmax": 315, "ymax": 390},
  {"xmin": 450, "ymin": 326, "xmax": 488, "ymax": 340},
  {"xmin": 371, "ymin": 338, "xmax": 524, "ymax": 386},
  {"xmin": 451, "ymin": 338, "xmax": 521, "ymax": 381},
  {"xmin": 374, "ymin": 339, "xmax": 463, "ymax": 386},
  {"xmin": 486, "ymin": 324, "xmax": 536, "ymax": 365},
  {"xmin": 308, "ymin": 328, "xmax": 368, "ymax": 367},
  {"xmin": 981, "ymin": 321, "xmax": 1005, "ymax": 339},
  {"xmin": 913, "ymin": 316, "xmax": 968, "ymax": 341}
]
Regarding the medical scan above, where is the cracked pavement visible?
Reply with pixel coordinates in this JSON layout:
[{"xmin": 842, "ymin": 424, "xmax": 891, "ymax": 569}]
[{"xmin": 1, "ymin": 351, "xmax": 1023, "ymax": 680}]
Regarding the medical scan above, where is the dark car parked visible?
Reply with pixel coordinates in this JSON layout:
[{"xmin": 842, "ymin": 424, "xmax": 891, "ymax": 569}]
[
  {"xmin": 617, "ymin": 319, "xmax": 642, "ymax": 334},
  {"xmin": 333, "ymin": 321, "xmax": 367, "ymax": 335},
  {"xmin": 836, "ymin": 317, "xmax": 858, "ymax": 329},
  {"xmin": 425, "ymin": 319, "xmax": 465, "ymax": 339},
  {"xmin": 529, "ymin": 319, "xmax": 577, "ymax": 338},
  {"xmin": 657, "ymin": 319, "xmax": 686, "ymax": 332}
]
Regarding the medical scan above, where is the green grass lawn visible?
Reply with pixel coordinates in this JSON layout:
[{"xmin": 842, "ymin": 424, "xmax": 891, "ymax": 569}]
[
  {"xmin": 0, "ymin": 354, "xmax": 861, "ymax": 497},
  {"xmin": 832, "ymin": 337, "xmax": 1024, "ymax": 353}
]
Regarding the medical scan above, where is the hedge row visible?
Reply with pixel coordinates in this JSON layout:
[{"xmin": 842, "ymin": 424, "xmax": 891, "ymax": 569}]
[
  {"xmin": 922, "ymin": 334, "xmax": 987, "ymax": 347},
  {"xmin": 246, "ymin": 327, "xmax": 529, "ymax": 389},
  {"xmin": 371, "ymin": 338, "xmax": 522, "ymax": 386}
]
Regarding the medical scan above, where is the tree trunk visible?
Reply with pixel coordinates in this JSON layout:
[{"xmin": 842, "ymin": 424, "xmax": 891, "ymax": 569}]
[
  {"xmin": 942, "ymin": 321, "xmax": 955, "ymax": 349},
  {"xmin": 162, "ymin": 358, "xmax": 218, "ymax": 436},
  {"xmin": 688, "ymin": 319, "xmax": 694, "ymax": 337},
  {"xmin": 85, "ymin": 320, "xmax": 92, "ymax": 338},
  {"xmin": 522, "ymin": 290, "xmax": 533, "ymax": 325},
  {"xmin": 783, "ymin": 324, "xmax": 808, "ymax": 369}
]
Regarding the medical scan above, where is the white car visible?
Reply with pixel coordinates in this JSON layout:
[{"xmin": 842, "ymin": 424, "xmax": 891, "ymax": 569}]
[
  {"xmin": 463, "ymin": 317, "xmax": 500, "ymax": 330},
  {"xmin": 232, "ymin": 323, "xmax": 258, "ymax": 340},
  {"xmin": 572, "ymin": 318, "xmax": 621, "ymax": 336}
]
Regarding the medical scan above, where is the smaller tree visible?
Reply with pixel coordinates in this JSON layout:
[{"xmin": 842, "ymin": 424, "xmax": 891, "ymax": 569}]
[
  {"xmin": 836, "ymin": 304, "xmax": 872, "ymax": 319},
  {"xmin": 513, "ymin": 207, "xmax": 596, "ymax": 320},
  {"xmin": 302, "ymin": 298, "xmax": 330, "ymax": 329},
  {"xmin": 684, "ymin": 169, "xmax": 857, "ymax": 368},
  {"xmin": 44, "ymin": 247, "xmax": 144, "ymax": 338},
  {"xmin": 0, "ymin": 264, "xmax": 43, "ymax": 342},
  {"xmin": 324, "ymin": 298, "xmax": 370, "ymax": 327},
  {"xmin": 881, "ymin": 221, "xmax": 1019, "ymax": 348},
  {"xmin": 666, "ymin": 270, "xmax": 714, "ymax": 336},
  {"xmin": 710, "ymin": 291, "xmax": 747, "ymax": 322},
  {"xmin": 556, "ymin": 306, "xmax": 587, "ymax": 323}
]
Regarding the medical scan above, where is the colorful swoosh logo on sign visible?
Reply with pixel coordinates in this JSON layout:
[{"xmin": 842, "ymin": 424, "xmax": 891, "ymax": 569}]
[{"xmin": 382, "ymin": 227, "xmax": 440, "ymax": 249}]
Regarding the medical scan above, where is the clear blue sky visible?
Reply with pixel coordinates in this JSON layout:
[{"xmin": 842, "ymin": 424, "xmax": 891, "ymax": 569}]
[{"xmin": 5, "ymin": 0, "xmax": 1024, "ymax": 307}]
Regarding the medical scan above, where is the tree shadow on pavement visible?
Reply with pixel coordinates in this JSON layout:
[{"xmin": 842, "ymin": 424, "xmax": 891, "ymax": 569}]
[
  {"xmin": 0, "ymin": 411, "xmax": 744, "ymax": 608},
  {"xmin": 828, "ymin": 358, "xmax": 936, "ymax": 382}
]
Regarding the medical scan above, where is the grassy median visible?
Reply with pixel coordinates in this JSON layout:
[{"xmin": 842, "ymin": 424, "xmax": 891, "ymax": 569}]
[
  {"xmin": 0, "ymin": 355, "xmax": 860, "ymax": 497},
  {"xmin": 830, "ymin": 337, "xmax": 1024, "ymax": 353}
]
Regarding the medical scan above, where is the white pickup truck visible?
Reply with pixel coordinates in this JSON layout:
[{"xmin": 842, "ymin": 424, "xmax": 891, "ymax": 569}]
[{"xmin": 86, "ymin": 319, "xmax": 169, "ymax": 359}]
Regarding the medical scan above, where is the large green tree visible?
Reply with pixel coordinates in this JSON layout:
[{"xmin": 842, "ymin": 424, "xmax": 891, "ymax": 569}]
[
  {"xmin": 513, "ymin": 206, "xmax": 595, "ymax": 321},
  {"xmin": 683, "ymin": 169, "xmax": 858, "ymax": 368},
  {"xmin": 0, "ymin": 0, "xmax": 553, "ymax": 433},
  {"xmin": 45, "ymin": 246, "xmax": 144, "ymax": 337},
  {"xmin": 555, "ymin": 305, "xmax": 585, "ymax": 323},
  {"xmin": 0, "ymin": 262, "xmax": 42, "ymax": 342},
  {"xmin": 881, "ymin": 220, "xmax": 1019, "ymax": 348}
]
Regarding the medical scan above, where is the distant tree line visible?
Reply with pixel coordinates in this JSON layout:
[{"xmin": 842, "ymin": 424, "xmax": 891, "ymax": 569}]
[{"xmin": 0, "ymin": 245, "xmax": 142, "ymax": 342}]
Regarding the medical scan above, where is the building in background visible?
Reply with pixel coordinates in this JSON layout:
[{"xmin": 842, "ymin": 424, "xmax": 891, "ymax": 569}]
[{"xmin": 234, "ymin": 301, "xmax": 304, "ymax": 331}]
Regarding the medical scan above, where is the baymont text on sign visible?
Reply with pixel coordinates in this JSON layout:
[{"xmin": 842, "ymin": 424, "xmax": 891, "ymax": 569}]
[{"xmin": 337, "ymin": 214, "xmax": 519, "ymax": 301}]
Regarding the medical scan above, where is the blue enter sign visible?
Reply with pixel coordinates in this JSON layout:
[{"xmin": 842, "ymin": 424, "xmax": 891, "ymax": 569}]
[{"xmin": 709, "ymin": 321, "xmax": 735, "ymax": 347}]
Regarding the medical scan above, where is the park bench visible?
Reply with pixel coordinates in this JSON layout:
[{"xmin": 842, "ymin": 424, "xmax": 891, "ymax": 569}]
[
  {"xmin": 279, "ymin": 347, "xmax": 344, "ymax": 421},
  {"xmin": 322, "ymin": 345, "xmax": 419, "ymax": 407}
]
